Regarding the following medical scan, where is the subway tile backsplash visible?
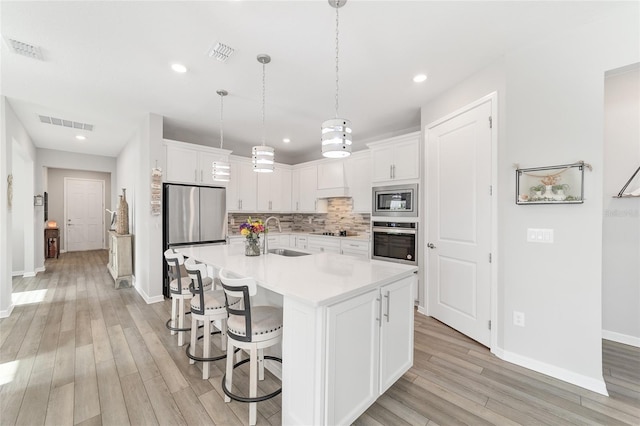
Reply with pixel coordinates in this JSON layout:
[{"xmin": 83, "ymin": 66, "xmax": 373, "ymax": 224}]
[{"xmin": 228, "ymin": 198, "xmax": 370, "ymax": 235}]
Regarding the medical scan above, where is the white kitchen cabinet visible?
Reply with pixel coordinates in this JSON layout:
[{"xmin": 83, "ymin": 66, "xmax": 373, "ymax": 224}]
[
  {"xmin": 368, "ymin": 132, "xmax": 420, "ymax": 184},
  {"xmin": 292, "ymin": 166, "xmax": 321, "ymax": 212},
  {"xmin": 345, "ymin": 151, "xmax": 372, "ymax": 213},
  {"xmin": 164, "ymin": 139, "xmax": 231, "ymax": 186},
  {"xmin": 266, "ymin": 233, "xmax": 290, "ymax": 248},
  {"xmin": 290, "ymin": 235, "xmax": 308, "ymax": 249},
  {"xmin": 257, "ymin": 168, "xmax": 291, "ymax": 212},
  {"xmin": 227, "ymin": 158, "xmax": 257, "ymax": 212},
  {"xmin": 340, "ymin": 239, "xmax": 370, "ymax": 259},
  {"xmin": 325, "ymin": 275, "xmax": 414, "ymax": 425},
  {"xmin": 307, "ymin": 236, "xmax": 341, "ymax": 254}
]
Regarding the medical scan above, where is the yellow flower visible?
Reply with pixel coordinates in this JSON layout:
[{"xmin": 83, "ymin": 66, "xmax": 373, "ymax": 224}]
[{"xmin": 240, "ymin": 228, "xmax": 249, "ymax": 236}]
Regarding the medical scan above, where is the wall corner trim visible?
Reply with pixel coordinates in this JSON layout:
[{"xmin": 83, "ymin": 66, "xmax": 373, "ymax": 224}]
[
  {"xmin": 0, "ymin": 303, "xmax": 15, "ymax": 318},
  {"xmin": 134, "ymin": 277, "xmax": 164, "ymax": 304},
  {"xmin": 603, "ymin": 330, "xmax": 640, "ymax": 348},
  {"xmin": 499, "ymin": 349, "xmax": 609, "ymax": 396}
]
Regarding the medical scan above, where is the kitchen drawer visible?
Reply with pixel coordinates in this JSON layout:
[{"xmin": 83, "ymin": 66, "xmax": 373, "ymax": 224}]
[{"xmin": 307, "ymin": 236, "xmax": 341, "ymax": 254}]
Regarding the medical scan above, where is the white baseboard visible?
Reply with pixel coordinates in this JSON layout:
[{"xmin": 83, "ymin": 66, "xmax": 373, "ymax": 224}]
[
  {"xmin": 36, "ymin": 266, "xmax": 45, "ymax": 273},
  {"xmin": 603, "ymin": 330, "xmax": 640, "ymax": 348},
  {"xmin": 0, "ymin": 303, "xmax": 15, "ymax": 318},
  {"xmin": 134, "ymin": 277, "xmax": 165, "ymax": 304},
  {"xmin": 23, "ymin": 272, "xmax": 36, "ymax": 278},
  {"xmin": 417, "ymin": 305, "xmax": 428, "ymax": 316},
  {"xmin": 11, "ymin": 270, "xmax": 24, "ymax": 277},
  {"xmin": 497, "ymin": 349, "xmax": 609, "ymax": 396}
]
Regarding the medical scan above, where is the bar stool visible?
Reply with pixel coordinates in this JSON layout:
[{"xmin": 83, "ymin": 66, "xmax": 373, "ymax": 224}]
[
  {"xmin": 164, "ymin": 249, "xmax": 209, "ymax": 346},
  {"xmin": 184, "ymin": 258, "xmax": 240, "ymax": 380},
  {"xmin": 218, "ymin": 269, "xmax": 283, "ymax": 426}
]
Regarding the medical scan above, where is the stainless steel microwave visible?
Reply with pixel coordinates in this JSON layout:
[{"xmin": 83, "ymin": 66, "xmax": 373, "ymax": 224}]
[{"xmin": 372, "ymin": 184, "xmax": 418, "ymax": 217}]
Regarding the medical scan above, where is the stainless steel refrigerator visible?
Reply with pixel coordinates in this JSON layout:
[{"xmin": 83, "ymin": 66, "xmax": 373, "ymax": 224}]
[{"xmin": 162, "ymin": 183, "xmax": 226, "ymax": 296}]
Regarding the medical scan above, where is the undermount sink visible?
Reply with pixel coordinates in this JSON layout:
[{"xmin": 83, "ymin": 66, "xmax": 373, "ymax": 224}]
[{"xmin": 268, "ymin": 248, "xmax": 310, "ymax": 257}]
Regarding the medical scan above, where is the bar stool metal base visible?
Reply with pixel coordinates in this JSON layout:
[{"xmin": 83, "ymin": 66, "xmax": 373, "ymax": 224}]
[
  {"xmin": 165, "ymin": 311, "xmax": 192, "ymax": 332},
  {"xmin": 221, "ymin": 356, "xmax": 283, "ymax": 403}
]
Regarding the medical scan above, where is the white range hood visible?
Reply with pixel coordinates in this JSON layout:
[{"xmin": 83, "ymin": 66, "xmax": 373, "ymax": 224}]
[{"xmin": 316, "ymin": 161, "xmax": 350, "ymax": 198}]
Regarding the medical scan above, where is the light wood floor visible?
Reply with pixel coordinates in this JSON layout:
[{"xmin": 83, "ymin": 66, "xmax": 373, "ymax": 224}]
[{"xmin": 1, "ymin": 250, "xmax": 638, "ymax": 426}]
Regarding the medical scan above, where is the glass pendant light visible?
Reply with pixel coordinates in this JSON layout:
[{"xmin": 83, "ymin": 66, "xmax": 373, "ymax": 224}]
[
  {"xmin": 252, "ymin": 54, "xmax": 275, "ymax": 173},
  {"xmin": 322, "ymin": 0, "xmax": 352, "ymax": 158},
  {"xmin": 212, "ymin": 89, "xmax": 231, "ymax": 182}
]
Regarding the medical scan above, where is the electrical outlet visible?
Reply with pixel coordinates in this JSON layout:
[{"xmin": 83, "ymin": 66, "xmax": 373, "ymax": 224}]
[
  {"xmin": 513, "ymin": 311, "xmax": 525, "ymax": 327},
  {"xmin": 308, "ymin": 217, "xmax": 312, "ymax": 224},
  {"xmin": 230, "ymin": 217, "xmax": 234, "ymax": 225}
]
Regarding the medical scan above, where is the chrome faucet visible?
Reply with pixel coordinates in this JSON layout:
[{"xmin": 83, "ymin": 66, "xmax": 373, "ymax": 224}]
[{"xmin": 264, "ymin": 216, "xmax": 282, "ymax": 254}]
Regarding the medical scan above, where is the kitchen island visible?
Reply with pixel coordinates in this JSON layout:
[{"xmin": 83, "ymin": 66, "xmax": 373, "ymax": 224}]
[{"xmin": 177, "ymin": 243, "xmax": 417, "ymax": 426}]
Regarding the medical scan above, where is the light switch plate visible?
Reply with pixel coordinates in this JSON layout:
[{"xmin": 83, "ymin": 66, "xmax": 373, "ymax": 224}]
[{"xmin": 527, "ymin": 228, "xmax": 554, "ymax": 243}]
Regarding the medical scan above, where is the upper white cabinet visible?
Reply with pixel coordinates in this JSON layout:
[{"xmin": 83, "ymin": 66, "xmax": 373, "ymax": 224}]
[
  {"xmin": 227, "ymin": 157, "xmax": 257, "ymax": 212},
  {"xmin": 292, "ymin": 166, "xmax": 321, "ymax": 213},
  {"xmin": 164, "ymin": 139, "xmax": 231, "ymax": 186},
  {"xmin": 257, "ymin": 167, "xmax": 292, "ymax": 212},
  {"xmin": 367, "ymin": 132, "xmax": 420, "ymax": 184},
  {"xmin": 345, "ymin": 151, "xmax": 371, "ymax": 213}
]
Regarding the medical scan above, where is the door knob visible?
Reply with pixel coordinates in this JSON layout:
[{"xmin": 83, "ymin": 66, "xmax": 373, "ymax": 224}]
[{"xmin": 427, "ymin": 243, "xmax": 436, "ymax": 249}]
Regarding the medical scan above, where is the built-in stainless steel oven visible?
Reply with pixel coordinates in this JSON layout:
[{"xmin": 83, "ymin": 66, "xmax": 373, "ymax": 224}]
[
  {"xmin": 372, "ymin": 184, "xmax": 418, "ymax": 217},
  {"xmin": 371, "ymin": 221, "xmax": 417, "ymax": 265}
]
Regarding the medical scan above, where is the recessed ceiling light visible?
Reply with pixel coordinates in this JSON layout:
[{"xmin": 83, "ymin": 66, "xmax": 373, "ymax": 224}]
[
  {"xmin": 283, "ymin": 138, "xmax": 291, "ymax": 143},
  {"xmin": 76, "ymin": 135, "xmax": 86, "ymax": 141},
  {"xmin": 171, "ymin": 63, "xmax": 187, "ymax": 73},
  {"xmin": 413, "ymin": 73, "xmax": 427, "ymax": 83}
]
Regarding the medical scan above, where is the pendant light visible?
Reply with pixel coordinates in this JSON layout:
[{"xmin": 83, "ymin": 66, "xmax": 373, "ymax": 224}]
[
  {"xmin": 322, "ymin": 0, "xmax": 352, "ymax": 158},
  {"xmin": 252, "ymin": 54, "xmax": 275, "ymax": 173},
  {"xmin": 212, "ymin": 89, "xmax": 231, "ymax": 182}
]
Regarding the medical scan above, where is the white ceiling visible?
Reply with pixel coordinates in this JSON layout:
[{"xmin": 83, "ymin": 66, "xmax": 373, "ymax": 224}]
[{"xmin": 1, "ymin": 1, "xmax": 626, "ymax": 164}]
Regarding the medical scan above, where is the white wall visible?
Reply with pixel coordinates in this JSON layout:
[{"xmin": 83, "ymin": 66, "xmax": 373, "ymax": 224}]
[
  {"xmin": 117, "ymin": 113, "xmax": 165, "ymax": 303},
  {"xmin": 602, "ymin": 64, "xmax": 640, "ymax": 346},
  {"xmin": 420, "ymin": 4, "xmax": 639, "ymax": 394},
  {"xmin": 11, "ymin": 145, "xmax": 25, "ymax": 274},
  {"xmin": 1, "ymin": 97, "xmax": 37, "ymax": 316}
]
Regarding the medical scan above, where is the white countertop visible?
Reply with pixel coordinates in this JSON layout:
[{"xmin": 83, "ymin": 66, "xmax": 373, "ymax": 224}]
[
  {"xmin": 228, "ymin": 232, "xmax": 370, "ymax": 242},
  {"xmin": 176, "ymin": 244, "xmax": 416, "ymax": 307}
]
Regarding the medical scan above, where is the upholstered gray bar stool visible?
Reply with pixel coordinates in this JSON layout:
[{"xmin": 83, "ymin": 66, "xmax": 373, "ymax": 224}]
[
  {"xmin": 218, "ymin": 268, "xmax": 283, "ymax": 426},
  {"xmin": 184, "ymin": 258, "xmax": 240, "ymax": 380},
  {"xmin": 164, "ymin": 249, "xmax": 207, "ymax": 346}
]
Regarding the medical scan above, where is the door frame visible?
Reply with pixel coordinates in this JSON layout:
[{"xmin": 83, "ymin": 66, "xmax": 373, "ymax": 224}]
[
  {"xmin": 63, "ymin": 177, "xmax": 105, "ymax": 252},
  {"xmin": 423, "ymin": 91, "xmax": 499, "ymax": 352}
]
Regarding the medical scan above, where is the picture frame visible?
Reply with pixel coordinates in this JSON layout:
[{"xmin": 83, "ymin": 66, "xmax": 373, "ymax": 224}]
[{"xmin": 516, "ymin": 162, "xmax": 587, "ymax": 205}]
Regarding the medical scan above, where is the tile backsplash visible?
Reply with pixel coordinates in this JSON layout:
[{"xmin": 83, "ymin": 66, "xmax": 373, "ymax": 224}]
[{"xmin": 228, "ymin": 198, "xmax": 370, "ymax": 235}]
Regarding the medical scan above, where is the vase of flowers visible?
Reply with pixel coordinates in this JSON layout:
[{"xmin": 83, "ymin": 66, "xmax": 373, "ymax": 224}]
[{"xmin": 240, "ymin": 217, "xmax": 265, "ymax": 256}]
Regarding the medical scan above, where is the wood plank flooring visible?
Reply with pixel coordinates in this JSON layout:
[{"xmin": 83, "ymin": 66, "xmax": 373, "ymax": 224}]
[{"xmin": 1, "ymin": 250, "xmax": 638, "ymax": 425}]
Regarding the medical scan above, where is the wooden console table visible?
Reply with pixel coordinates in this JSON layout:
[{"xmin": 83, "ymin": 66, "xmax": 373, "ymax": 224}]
[{"xmin": 45, "ymin": 227, "xmax": 60, "ymax": 259}]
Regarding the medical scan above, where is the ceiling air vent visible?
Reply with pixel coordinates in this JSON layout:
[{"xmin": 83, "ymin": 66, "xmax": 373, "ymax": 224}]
[
  {"xmin": 5, "ymin": 37, "xmax": 43, "ymax": 60},
  {"xmin": 39, "ymin": 115, "xmax": 94, "ymax": 131},
  {"xmin": 208, "ymin": 42, "xmax": 235, "ymax": 63}
]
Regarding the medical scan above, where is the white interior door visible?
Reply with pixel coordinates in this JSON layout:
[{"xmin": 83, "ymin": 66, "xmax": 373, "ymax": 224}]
[
  {"xmin": 65, "ymin": 178, "xmax": 104, "ymax": 252},
  {"xmin": 426, "ymin": 100, "xmax": 493, "ymax": 347}
]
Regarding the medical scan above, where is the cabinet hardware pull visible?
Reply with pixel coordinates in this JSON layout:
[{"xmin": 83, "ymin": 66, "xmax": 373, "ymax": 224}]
[
  {"xmin": 390, "ymin": 165, "xmax": 393, "ymax": 179},
  {"xmin": 376, "ymin": 296, "xmax": 382, "ymax": 326},
  {"xmin": 427, "ymin": 243, "xmax": 436, "ymax": 249},
  {"xmin": 384, "ymin": 291, "xmax": 390, "ymax": 322}
]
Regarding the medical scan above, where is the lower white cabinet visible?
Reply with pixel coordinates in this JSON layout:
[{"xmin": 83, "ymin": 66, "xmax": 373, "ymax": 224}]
[
  {"xmin": 307, "ymin": 236, "xmax": 341, "ymax": 254},
  {"xmin": 266, "ymin": 234, "xmax": 290, "ymax": 248},
  {"xmin": 290, "ymin": 235, "xmax": 308, "ymax": 249},
  {"xmin": 340, "ymin": 239, "xmax": 369, "ymax": 259},
  {"xmin": 325, "ymin": 275, "xmax": 414, "ymax": 425},
  {"xmin": 107, "ymin": 231, "xmax": 132, "ymax": 289}
]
